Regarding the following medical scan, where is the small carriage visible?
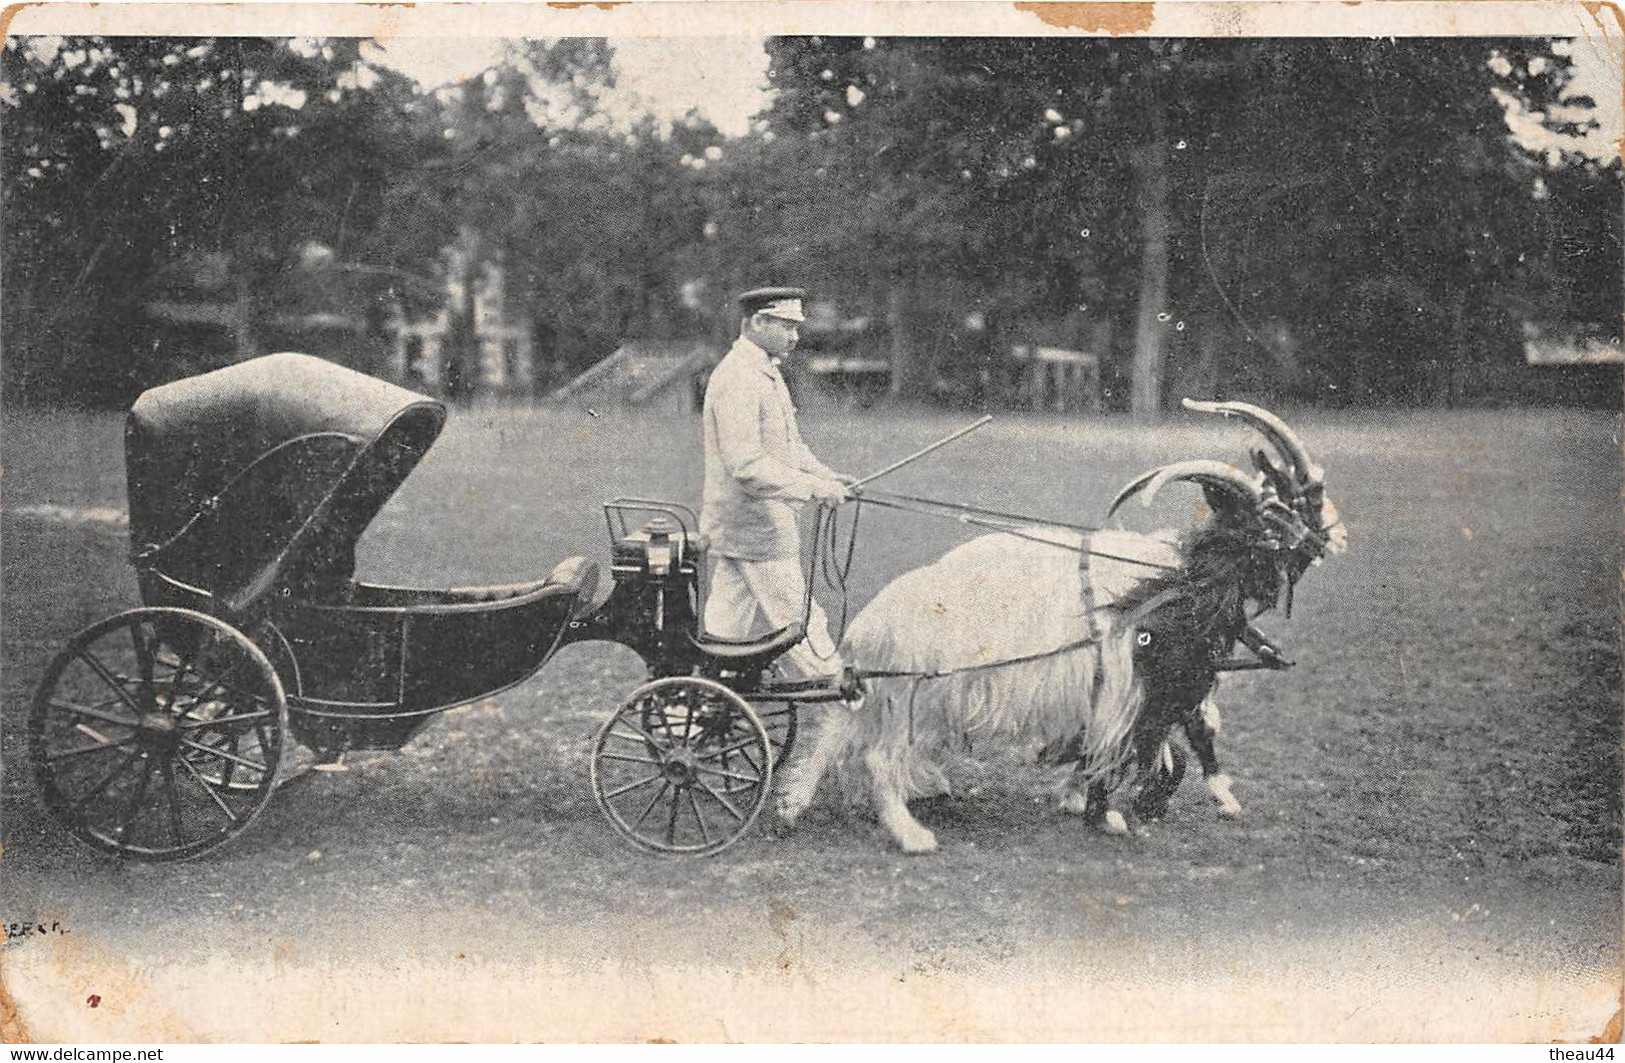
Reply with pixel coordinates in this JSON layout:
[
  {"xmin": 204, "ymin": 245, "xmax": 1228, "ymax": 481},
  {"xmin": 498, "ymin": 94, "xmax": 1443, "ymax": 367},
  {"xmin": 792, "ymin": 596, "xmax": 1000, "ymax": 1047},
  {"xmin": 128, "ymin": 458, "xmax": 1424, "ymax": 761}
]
[{"xmin": 30, "ymin": 353, "xmax": 851, "ymax": 862}]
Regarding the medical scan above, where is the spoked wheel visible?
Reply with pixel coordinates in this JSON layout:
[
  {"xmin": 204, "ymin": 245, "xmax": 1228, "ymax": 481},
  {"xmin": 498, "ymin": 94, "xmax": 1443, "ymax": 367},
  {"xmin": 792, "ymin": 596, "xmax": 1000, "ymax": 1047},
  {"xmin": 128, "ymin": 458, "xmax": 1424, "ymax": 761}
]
[
  {"xmin": 30, "ymin": 608, "xmax": 288, "ymax": 861},
  {"xmin": 591, "ymin": 676, "xmax": 771, "ymax": 856},
  {"xmin": 754, "ymin": 701, "xmax": 798, "ymax": 768}
]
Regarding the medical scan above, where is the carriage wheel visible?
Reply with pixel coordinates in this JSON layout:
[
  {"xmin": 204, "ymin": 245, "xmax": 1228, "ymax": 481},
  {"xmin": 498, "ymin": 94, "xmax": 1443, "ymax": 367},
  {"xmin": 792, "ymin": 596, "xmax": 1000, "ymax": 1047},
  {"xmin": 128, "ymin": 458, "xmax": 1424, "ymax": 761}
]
[
  {"xmin": 30, "ymin": 608, "xmax": 288, "ymax": 861},
  {"xmin": 636, "ymin": 695, "xmax": 791, "ymax": 799},
  {"xmin": 591, "ymin": 676, "xmax": 771, "ymax": 856},
  {"xmin": 755, "ymin": 701, "xmax": 798, "ymax": 767}
]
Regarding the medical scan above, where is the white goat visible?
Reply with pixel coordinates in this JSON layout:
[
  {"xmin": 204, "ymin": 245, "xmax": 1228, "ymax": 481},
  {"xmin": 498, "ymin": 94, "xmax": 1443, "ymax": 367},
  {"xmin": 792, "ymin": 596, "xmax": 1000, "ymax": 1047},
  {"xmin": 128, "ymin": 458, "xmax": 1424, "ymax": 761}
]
[{"xmin": 777, "ymin": 400, "xmax": 1346, "ymax": 853}]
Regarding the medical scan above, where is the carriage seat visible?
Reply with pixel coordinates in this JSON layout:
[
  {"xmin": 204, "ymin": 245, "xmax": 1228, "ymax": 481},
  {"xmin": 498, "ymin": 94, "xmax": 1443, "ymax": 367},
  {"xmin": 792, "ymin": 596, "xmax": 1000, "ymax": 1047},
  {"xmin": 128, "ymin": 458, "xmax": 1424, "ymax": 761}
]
[
  {"xmin": 339, "ymin": 556, "xmax": 599, "ymax": 611},
  {"xmin": 687, "ymin": 622, "xmax": 805, "ymax": 661},
  {"xmin": 445, "ymin": 569, "xmax": 563, "ymax": 603},
  {"xmin": 439, "ymin": 556, "xmax": 599, "ymax": 605}
]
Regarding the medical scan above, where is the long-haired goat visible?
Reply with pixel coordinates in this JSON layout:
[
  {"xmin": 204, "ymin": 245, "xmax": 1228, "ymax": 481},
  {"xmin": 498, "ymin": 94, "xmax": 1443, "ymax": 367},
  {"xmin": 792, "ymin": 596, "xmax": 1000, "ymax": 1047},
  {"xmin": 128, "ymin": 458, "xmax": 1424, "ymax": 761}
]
[{"xmin": 776, "ymin": 400, "xmax": 1347, "ymax": 853}]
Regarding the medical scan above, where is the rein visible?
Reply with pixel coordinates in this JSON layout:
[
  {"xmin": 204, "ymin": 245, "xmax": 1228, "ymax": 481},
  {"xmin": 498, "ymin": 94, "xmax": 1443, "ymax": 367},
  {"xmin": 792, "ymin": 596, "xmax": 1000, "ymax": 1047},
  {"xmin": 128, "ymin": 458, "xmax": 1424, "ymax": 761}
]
[
  {"xmin": 793, "ymin": 486, "xmax": 1293, "ymax": 702},
  {"xmin": 853, "ymin": 489, "xmax": 1182, "ymax": 571},
  {"xmin": 797, "ymin": 493, "xmax": 1113, "ymax": 695},
  {"xmin": 795, "ymin": 485, "xmax": 1183, "ymax": 669},
  {"xmin": 801, "ymin": 500, "xmax": 863, "ymax": 657}
]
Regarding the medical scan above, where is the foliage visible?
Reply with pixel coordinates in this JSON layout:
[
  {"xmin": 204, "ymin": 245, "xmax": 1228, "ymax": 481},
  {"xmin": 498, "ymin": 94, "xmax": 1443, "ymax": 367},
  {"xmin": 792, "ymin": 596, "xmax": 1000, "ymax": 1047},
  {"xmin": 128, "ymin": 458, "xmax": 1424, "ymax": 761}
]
[
  {"xmin": 2, "ymin": 37, "xmax": 430, "ymax": 401},
  {"xmin": 1, "ymin": 34, "xmax": 1617, "ymax": 408},
  {"xmin": 755, "ymin": 36, "xmax": 1622, "ymax": 408}
]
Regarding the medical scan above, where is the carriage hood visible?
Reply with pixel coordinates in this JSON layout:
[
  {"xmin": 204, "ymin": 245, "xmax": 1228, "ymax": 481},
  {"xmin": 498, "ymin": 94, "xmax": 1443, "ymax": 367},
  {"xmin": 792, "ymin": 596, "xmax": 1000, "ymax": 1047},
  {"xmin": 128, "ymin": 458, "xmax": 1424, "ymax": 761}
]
[{"xmin": 125, "ymin": 352, "xmax": 447, "ymax": 613}]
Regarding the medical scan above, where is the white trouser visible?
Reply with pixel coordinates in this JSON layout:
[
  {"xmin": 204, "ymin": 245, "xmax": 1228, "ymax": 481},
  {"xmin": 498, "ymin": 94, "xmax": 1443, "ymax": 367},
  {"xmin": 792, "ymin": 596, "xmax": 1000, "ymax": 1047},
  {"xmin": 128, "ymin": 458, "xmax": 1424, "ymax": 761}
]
[{"xmin": 703, "ymin": 555, "xmax": 843, "ymax": 680}]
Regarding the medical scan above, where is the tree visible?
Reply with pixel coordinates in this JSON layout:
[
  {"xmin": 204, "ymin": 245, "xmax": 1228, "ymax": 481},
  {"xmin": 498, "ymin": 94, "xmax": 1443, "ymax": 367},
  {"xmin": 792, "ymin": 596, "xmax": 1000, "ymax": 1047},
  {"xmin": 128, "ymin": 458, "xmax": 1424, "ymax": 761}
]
[
  {"xmin": 2, "ymin": 36, "xmax": 423, "ymax": 402},
  {"xmin": 1, "ymin": 34, "xmax": 713, "ymax": 399},
  {"xmin": 755, "ymin": 35, "xmax": 1614, "ymax": 411},
  {"xmin": 386, "ymin": 40, "xmax": 730, "ymax": 382}
]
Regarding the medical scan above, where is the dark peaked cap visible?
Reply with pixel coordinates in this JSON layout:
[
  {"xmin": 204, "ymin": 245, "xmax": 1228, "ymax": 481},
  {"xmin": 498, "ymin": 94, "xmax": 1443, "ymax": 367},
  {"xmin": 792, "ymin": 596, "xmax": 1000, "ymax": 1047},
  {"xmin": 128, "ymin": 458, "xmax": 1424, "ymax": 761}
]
[{"xmin": 736, "ymin": 287, "xmax": 808, "ymax": 321}]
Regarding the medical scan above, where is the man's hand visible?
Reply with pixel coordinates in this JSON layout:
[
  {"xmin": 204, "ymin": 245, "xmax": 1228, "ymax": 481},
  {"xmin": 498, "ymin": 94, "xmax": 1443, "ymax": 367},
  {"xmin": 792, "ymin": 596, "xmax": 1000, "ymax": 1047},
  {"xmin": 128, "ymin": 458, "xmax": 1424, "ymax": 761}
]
[{"xmin": 809, "ymin": 478, "xmax": 850, "ymax": 504}]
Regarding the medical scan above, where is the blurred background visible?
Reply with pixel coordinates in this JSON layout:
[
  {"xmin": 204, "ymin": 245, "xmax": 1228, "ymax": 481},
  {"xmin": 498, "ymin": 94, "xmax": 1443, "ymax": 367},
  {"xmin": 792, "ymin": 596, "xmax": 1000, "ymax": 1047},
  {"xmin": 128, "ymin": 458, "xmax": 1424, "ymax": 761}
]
[{"xmin": 3, "ymin": 33, "xmax": 1620, "ymax": 413}]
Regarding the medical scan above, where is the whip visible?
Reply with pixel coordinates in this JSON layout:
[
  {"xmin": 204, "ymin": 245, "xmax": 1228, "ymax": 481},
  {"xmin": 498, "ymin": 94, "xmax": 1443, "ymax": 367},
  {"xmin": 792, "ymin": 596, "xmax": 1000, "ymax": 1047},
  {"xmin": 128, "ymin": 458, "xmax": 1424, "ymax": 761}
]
[{"xmin": 848, "ymin": 415, "xmax": 993, "ymax": 491}]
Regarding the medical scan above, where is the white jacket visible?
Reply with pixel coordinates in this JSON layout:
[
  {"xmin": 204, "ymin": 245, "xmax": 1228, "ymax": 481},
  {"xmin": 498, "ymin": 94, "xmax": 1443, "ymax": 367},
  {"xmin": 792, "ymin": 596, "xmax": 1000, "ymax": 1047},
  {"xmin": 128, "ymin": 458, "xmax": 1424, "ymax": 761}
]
[{"xmin": 700, "ymin": 336, "xmax": 835, "ymax": 561}]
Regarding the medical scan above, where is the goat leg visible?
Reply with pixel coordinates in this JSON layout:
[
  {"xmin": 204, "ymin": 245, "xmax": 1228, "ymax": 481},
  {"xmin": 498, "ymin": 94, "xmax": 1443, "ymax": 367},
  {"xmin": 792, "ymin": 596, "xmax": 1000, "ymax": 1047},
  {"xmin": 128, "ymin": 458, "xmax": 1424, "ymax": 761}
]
[
  {"xmin": 866, "ymin": 746, "xmax": 939, "ymax": 854},
  {"xmin": 775, "ymin": 706, "xmax": 854, "ymax": 828},
  {"xmin": 1059, "ymin": 773, "xmax": 1128, "ymax": 835},
  {"xmin": 1131, "ymin": 738, "xmax": 1187, "ymax": 821},
  {"xmin": 1184, "ymin": 694, "xmax": 1242, "ymax": 817},
  {"xmin": 1241, "ymin": 624, "xmax": 1294, "ymax": 669}
]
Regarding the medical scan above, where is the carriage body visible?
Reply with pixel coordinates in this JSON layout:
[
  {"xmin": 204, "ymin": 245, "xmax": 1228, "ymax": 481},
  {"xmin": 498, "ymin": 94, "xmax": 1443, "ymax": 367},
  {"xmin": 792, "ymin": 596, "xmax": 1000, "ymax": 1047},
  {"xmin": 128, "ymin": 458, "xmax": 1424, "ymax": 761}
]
[
  {"xmin": 141, "ymin": 548, "xmax": 595, "ymax": 758},
  {"xmin": 122, "ymin": 352, "xmax": 601, "ymax": 756},
  {"xmin": 267, "ymin": 563, "xmax": 594, "ymax": 755},
  {"xmin": 31, "ymin": 354, "xmax": 613, "ymax": 859}
]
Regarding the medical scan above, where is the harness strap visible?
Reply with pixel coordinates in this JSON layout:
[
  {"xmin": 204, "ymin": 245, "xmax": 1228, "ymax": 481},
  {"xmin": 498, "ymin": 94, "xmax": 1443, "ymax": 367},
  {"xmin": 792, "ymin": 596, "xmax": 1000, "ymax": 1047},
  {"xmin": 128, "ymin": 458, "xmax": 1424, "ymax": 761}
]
[
  {"xmin": 858, "ymin": 635, "xmax": 1100, "ymax": 746},
  {"xmin": 855, "ymin": 634, "xmax": 1099, "ymax": 682},
  {"xmin": 1124, "ymin": 585, "xmax": 1190, "ymax": 630},
  {"xmin": 1077, "ymin": 530, "xmax": 1099, "ymax": 643},
  {"xmin": 1079, "ymin": 531, "xmax": 1105, "ymax": 706}
]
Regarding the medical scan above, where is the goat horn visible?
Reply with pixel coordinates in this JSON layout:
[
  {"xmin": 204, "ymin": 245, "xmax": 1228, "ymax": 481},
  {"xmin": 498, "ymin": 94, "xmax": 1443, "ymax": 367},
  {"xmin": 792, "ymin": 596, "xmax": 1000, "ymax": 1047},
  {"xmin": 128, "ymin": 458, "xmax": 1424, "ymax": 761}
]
[
  {"xmin": 1108, "ymin": 459, "xmax": 1265, "ymax": 518},
  {"xmin": 1181, "ymin": 398, "xmax": 1325, "ymax": 488},
  {"xmin": 1106, "ymin": 468, "xmax": 1163, "ymax": 518}
]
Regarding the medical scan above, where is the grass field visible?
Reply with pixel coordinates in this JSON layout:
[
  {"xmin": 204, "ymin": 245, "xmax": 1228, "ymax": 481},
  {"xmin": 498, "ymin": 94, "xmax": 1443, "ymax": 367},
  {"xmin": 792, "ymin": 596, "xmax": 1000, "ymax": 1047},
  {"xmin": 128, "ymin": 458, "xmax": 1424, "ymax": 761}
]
[{"xmin": 1, "ymin": 401, "xmax": 1620, "ymax": 1041}]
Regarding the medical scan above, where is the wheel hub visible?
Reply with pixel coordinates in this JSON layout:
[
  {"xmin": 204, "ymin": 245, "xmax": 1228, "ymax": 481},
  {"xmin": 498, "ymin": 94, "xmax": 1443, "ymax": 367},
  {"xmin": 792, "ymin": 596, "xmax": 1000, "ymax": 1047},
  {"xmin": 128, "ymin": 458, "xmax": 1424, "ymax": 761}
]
[
  {"xmin": 136, "ymin": 711, "xmax": 181, "ymax": 751},
  {"xmin": 660, "ymin": 746, "xmax": 700, "ymax": 787}
]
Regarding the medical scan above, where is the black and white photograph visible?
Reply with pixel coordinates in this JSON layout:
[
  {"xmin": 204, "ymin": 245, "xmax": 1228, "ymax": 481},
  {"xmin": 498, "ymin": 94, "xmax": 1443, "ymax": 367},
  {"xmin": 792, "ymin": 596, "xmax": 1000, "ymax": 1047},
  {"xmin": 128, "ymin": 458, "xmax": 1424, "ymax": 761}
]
[{"xmin": 1, "ymin": 1, "xmax": 1620, "ymax": 1044}]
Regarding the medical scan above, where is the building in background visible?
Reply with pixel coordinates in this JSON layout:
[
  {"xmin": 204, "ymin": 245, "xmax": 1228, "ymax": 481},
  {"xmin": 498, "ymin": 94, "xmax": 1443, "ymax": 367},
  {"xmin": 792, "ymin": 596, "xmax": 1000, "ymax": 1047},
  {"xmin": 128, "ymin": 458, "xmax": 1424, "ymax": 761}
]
[
  {"xmin": 548, "ymin": 339, "xmax": 714, "ymax": 414},
  {"xmin": 141, "ymin": 246, "xmax": 393, "ymax": 383},
  {"xmin": 797, "ymin": 306, "xmax": 892, "ymax": 407},
  {"xmin": 1008, "ymin": 345, "xmax": 1102, "ymax": 413},
  {"xmin": 137, "ymin": 238, "xmax": 534, "ymax": 399},
  {"xmin": 384, "ymin": 242, "xmax": 535, "ymax": 400}
]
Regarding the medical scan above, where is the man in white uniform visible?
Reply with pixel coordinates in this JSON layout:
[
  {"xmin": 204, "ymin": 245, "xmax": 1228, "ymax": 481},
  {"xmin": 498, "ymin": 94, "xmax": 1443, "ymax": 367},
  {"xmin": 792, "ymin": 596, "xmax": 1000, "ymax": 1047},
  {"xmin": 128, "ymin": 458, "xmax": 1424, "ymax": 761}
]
[{"xmin": 700, "ymin": 287, "xmax": 852, "ymax": 684}]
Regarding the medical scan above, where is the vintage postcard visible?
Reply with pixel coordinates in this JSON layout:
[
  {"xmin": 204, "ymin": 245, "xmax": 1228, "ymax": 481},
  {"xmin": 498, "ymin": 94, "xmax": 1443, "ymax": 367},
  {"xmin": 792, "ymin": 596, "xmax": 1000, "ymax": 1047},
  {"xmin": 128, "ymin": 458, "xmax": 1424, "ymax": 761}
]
[{"xmin": 1, "ymin": 0, "xmax": 1620, "ymax": 1044}]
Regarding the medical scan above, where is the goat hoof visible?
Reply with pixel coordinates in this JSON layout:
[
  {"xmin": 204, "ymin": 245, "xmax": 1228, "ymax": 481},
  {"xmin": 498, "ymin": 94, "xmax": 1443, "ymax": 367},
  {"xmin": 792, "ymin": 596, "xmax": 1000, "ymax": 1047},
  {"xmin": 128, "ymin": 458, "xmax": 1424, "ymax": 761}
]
[
  {"xmin": 1207, "ymin": 775, "xmax": 1243, "ymax": 818},
  {"xmin": 1101, "ymin": 810, "xmax": 1129, "ymax": 835},
  {"xmin": 1058, "ymin": 792, "xmax": 1090, "ymax": 816},
  {"xmin": 1131, "ymin": 791, "xmax": 1173, "ymax": 821},
  {"xmin": 896, "ymin": 827, "xmax": 939, "ymax": 854},
  {"xmin": 768, "ymin": 799, "xmax": 806, "ymax": 834},
  {"xmin": 775, "ymin": 796, "xmax": 809, "ymax": 826}
]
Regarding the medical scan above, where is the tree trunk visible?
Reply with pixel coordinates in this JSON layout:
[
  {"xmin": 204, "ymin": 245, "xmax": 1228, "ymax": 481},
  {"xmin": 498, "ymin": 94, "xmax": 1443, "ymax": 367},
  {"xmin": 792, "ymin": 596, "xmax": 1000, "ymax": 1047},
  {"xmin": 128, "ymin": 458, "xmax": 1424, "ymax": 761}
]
[
  {"xmin": 1443, "ymin": 288, "xmax": 1469, "ymax": 408},
  {"xmin": 1196, "ymin": 320, "xmax": 1219, "ymax": 401},
  {"xmin": 445, "ymin": 240, "xmax": 480, "ymax": 405},
  {"xmin": 1089, "ymin": 315, "xmax": 1113, "ymax": 412},
  {"xmin": 232, "ymin": 275, "xmax": 257, "ymax": 363},
  {"xmin": 886, "ymin": 279, "xmax": 919, "ymax": 400},
  {"xmin": 1130, "ymin": 140, "xmax": 1172, "ymax": 421}
]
